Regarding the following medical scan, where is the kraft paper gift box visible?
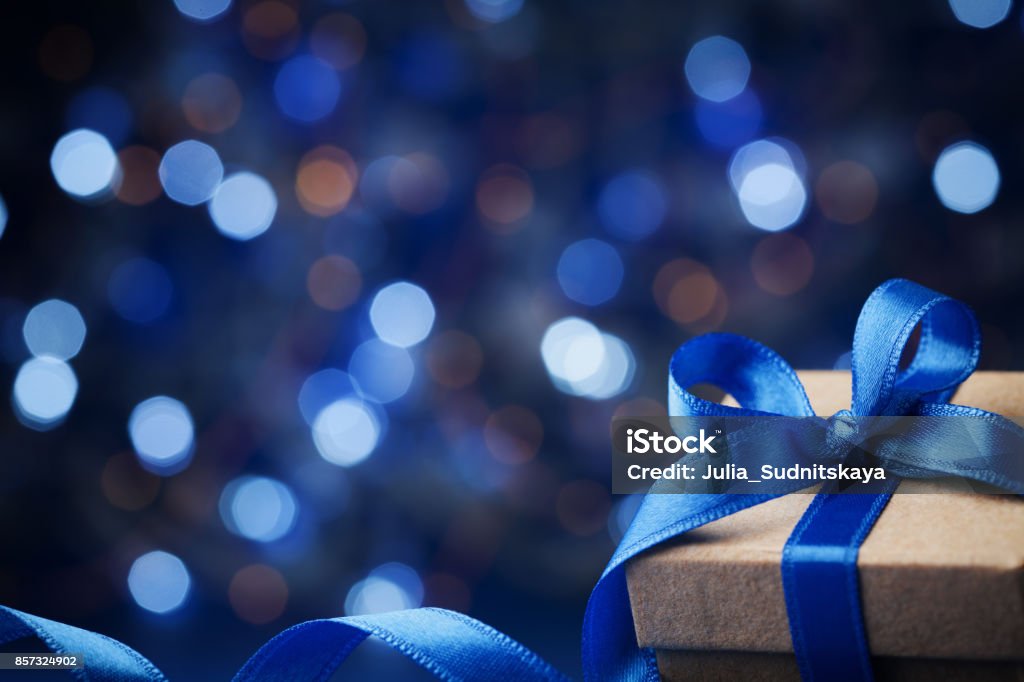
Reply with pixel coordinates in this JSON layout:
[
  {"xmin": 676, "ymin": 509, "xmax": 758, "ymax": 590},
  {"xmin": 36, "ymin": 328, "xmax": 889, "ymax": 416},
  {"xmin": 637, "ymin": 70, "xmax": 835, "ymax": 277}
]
[{"xmin": 625, "ymin": 371, "xmax": 1024, "ymax": 681}]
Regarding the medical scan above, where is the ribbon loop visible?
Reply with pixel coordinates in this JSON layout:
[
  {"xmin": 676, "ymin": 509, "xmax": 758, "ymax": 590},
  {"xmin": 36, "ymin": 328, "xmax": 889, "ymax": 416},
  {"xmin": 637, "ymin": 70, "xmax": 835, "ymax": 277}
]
[{"xmin": 852, "ymin": 279, "xmax": 980, "ymax": 416}]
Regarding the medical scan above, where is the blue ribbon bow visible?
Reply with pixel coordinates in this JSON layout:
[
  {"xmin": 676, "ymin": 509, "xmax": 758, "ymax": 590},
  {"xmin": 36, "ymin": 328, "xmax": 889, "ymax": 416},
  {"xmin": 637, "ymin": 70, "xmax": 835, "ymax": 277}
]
[{"xmin": 2, "ymin": 279, "xmax": 1022, "ymax": 681}]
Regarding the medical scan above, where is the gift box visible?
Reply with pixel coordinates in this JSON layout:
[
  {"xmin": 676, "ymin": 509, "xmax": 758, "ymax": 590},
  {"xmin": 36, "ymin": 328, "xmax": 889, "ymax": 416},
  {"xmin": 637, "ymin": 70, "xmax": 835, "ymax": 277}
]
[{"xmin": 626, "ymin": 370, "xmax": 1024, "ymax": 681}]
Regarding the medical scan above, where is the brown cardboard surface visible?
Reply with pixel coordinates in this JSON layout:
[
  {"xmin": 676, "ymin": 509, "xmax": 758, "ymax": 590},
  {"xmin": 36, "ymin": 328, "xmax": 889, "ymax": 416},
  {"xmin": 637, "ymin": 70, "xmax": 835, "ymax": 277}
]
[{"xmin": 626, "ymin": 371, "xmax": 1024, "ymax": 661}]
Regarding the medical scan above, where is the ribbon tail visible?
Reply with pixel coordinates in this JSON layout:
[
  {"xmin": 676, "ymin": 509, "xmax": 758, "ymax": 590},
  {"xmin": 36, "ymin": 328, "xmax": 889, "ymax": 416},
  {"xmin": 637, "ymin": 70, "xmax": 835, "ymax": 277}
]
[
  {"xmin": 0, "ymin": 606, "xmax": 166, "ymax": 681},
  {"xmin": 233, "ymin": 607, "xmax": 569, "ymax": 682}
]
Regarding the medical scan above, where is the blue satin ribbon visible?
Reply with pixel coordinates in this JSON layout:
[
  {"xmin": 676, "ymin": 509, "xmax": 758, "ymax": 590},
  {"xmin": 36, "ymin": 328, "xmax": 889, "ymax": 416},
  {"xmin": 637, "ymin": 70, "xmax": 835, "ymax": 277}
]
[{"xmin": 2, "ymin": 279, "xmax": 1021, "ymax": 681}]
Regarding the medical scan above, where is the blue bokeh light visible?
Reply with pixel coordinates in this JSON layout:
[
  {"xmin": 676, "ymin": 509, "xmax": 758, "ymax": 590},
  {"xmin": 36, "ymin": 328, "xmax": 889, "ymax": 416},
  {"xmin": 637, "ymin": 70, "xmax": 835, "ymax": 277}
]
[
  {"xmin": 932, "ymin": 142, "xmax": 1000, "ymax": 214},
  {"xmin": 12, "ymin": 357, "xmax": 78, "ymax": 429},
  {"xmin": 127, "ymin": 551, "xmax": 191, "ymax": 614},
  {"xmin": 159, "ymin": 140, "xmax": 224, "ymax": 206},
  {"xmin": 369, "ymin": 282, "xmax": 436, "ymax": 348},
  {"xmin": 348, "ymin": 338, "xmax": 415, "ymax": 404},
  {"xmin": 50, "ymin": 129, "xmax": 120, "ymax": 199},
  {"xmin": 23, "ymin": 299, "xmax": 86, "ymax": 360},
  {"xmin": 220, "ymin": 476, "xmax": 298, "ymax": 543},
  {"xmin": 274, "ymin": 55, "xmax": 342, "ymax": 123},
  {"xmin": 345, "ymin": 562, "xmax": 423, "ymax": 616},
  {"xmin": 464, "ymin": 0, "xmax": 524, "ymax": 24},
  {"xmin": 209, "ymin": 172, "xmax": 277, "ymax": 240},
  {"xmin": 128, "ymin": 396, "xmax": 195, "ymax": 475},
  {"xmin": 66, "ymin": 87, "xmax": 133, "ymax": 147},
  {"xmin": 597, "ymin": 170, "xmax": 668, "ymax": 241},
  {"xmin": 395, "ymin": 33, "xmax": 465, "ymax": 100},
  {"xmin": 729, "ymin": 140, "xmax": 808, "ymax": 231},
  {"xmin": 173, "ymin": 0, "xmax": 232, "ymax": 23},
  {"xmin": 0, "ymin": 194, "xmax": 6, "ymax": 239},
  {"xmin": 556, "ymin": 239, "xmax": 624, "ymax": 306},
  {"xmin": 540, "ymin": 318, "xmax": 635, "ymax": 399},
  {"xmin": 312, "ymin": 397, "xmax": 381, "ymax": 467},
  {"xmin": 598, "ymin": 168, "xmax": 667, "ymax": 240},
  {"xmin": 298, "ymin": 369, "xmax": 360, "ymax": 426},
  {"xmin": 108, "ymin": 258, "xmax": 173, "ymax": 324},
  {"xmin": 948, "ymin": 0, "xmax": 1011, "ymax": 28},
  {"xmin": 695, "ymin": 89, "xmax": 762, "ymax": 149},
  {"xmin": 684, "ymin": 36, "xmax": 751, "ymax": 103}
]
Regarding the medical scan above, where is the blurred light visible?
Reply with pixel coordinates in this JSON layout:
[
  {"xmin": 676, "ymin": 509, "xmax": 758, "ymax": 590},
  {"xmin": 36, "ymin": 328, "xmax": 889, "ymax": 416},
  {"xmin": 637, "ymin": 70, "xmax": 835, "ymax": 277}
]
[
  {"xmin": 159, "ymin": 140, "xmax": 224, "ymax": 206},
  {"xmin": 101, "ymin": 453, "xmax": 161, "ymax": 512},
  {"xmin": 312, "ymin": 398, "xmax": 381, "ymax": 467},
  {"xmin": 307, "ymin": 255, "xmax": 362, "ymax": 311},
  {"xmin": 345, "ymin": 563, "xmax": 423, "ymax": 616},
  {"xmin": 296, "ymin": 146, "xmax": 357, "ymax": 216},
  {"xmin": 815, "ymin": 160, "xmax": 878, "ymax": 224},
  {"xmin": 220, "ymin": 476, "xmax": 298, "ymax": 542},
  {"xmin": 310, "ymin": 13, "xmax": 367, "ymax": 70},
  {"xmin": 128, "ymin": 396, "xmax": 195, "ymax": 475},
  {"xmin": 684, "ymin": 36, "xmax": 751, "ymax": 102},
  {"xmin": 23, "ymin": 299, "xmax": 86, "ymax": 360},
  {"xmin": 464, "ymin": 0, "xmax": 524, "ymax": 23},
  {"xmin": 426, "ymin": 330, "xmax": 484, "ymax": 389},
  {"xmin": 0, "ymin": 194, "xmax": 7, "ymax": 239},
  {"xmin": 476, "ymin": 164, "xmax": 534, "ymax": 230},
  {"xmin": 932, "ymin": 142, "xmax": 1000, "ymax": 214},
  {"xmin": 729, "ymin": 140, "xmax": 807, "ymax": 232},
  {"xmin": 66, "ymin": 87, "xmax": 133, "ymax": 147},
  {"xmin": 597, "ymin": 170, "xmax": 667, "ymax": 240},
  {"xmin": 182, "ymin": 73, "xmax": 242, "ymax": 133},
  {"xmin": 388, "ymin": 153, "xmax": 450, "ymax": 214},
  {"xmin": 229, "ymin": 565, "xmax": 289, "ymax": 625},
  {"xmin": 369, "ymin": 282, "xmax": 436, "ymax": 348},
  {"xmin": 948, "ymin": 0, "xmax": 1011, "ymax": 28},
  {"xmin": 209, "ymin": 172, "xmax": 277, "ymax": 240},
  {"xmin": 298, "ymin": 369, "xmax": 359, "ymax": 425},
  {"xmin": 127, "ymin": 551, "xmax": 190, "ymax": 614},
  {"xmin": 751, "ymin": 233, "xmax": 815, "ymax": 296},
  {"xmin": 484, "ymin": 405, "xmax": 543, "ymax": 464},
  {"xmin": 12, "ymin": 357, "xmax": 78, "ymax": 429},
  {"xmin": 349, "ymin": 338, "xmax": 415, "ymax": 403},
  {"xmin": 108, "ymin": 258, "xmax": 173, "ymax": 324},
  {"xmin": 738, "ymin": 164, "xmax": 807, "ymax": 231},
  {"xmin": 173, "ymin": 0, "xmax": 231, "ymax": 23},
  {"xmin": 242, "ymin": 1, "xmax": 300, "ymax": 61},
  {"xmin": 50, "ymin": 129, "xmax": 120, "ymax": 199},
  {"xmin": 274, "ymin": 55, "xmax": 342, "ymax": 123},
  {"xmin": 556, "ymin": 239, "xmax": 624, "ymax": 306},
  {"xmin": 518, "ymin": 112, "xmax": 581, "ymax": 169},
  {"xmin": 652, "ymin": 259, "xmax": 725, "ymax": 326},
  {"xmin": 694, "ymin": 89, "xmax": 762, "ymax": 149},
  {"xmin": 540, "ymin": 319, "xmax": 635, "ymax": 399},
  {"xmin": 115, "ymin": 146, "xmax": 162, "ymax": 206},
  {"xmin": 38, "ymin": 25, "xmax": 93, "ymax": 82}
]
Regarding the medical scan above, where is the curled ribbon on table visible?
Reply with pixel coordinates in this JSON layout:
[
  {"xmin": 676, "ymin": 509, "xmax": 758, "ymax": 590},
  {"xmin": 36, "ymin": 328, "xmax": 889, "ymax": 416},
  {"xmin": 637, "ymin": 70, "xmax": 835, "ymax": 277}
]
[{"xmin": 2, "ymin": 278, "xmax": 1023, "ymax": 682}]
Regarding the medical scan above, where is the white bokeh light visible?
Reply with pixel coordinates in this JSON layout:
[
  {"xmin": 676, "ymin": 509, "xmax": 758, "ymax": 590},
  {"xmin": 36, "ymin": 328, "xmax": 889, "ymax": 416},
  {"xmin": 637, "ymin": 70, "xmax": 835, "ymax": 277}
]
[
  {"xmin": 312, "ymin": 398, "xmax": 381, "ymax": 466},
  {"xmin": 22, "ymin": 299, "xmax": 86, "ymax": 360},
  {"xmin": 12, "ymin": 357, "xmax": 78, "ymax": 429},
  {"xmin": 684, "ymin": 36, "xmax": 751, "ymax": 102},
  {"xmin": 540, "ymin": 318, "xmax": 635, "ymax": 399},
  {"xmin": 737, "ymin": 163, "xmax": 807, "ymax": 231},
  {"xmin": 948, "ymin": 0, "xmax": 1011, "ymax": 28},
  {"xmin": 128, "ymin": 396, "xmax": 195, "ymax": 474},
  {"xmin": 932, "ymin": 142, "xmax": 1000, "ymax": 214},
  {"xmin": 369, "ymin": 282, "xmax": 436, "ymax": 348},
  {"xmin": 127, "ymin": 550, "xmax": 191, "ymax": 614},
  {"xmin": 220, "ymin": 476, "xmax": 298, "ymax": 543},
  {"xmin": 159, "ymin": 140, "xmax": 224, "ymax": 206},
  {"xmin": 344, "ymin": 563, "xmax": 423, "ymax": 616},
  {"xmin": 209, "ymin": 172, "xmax": 277, "ymax": 240},
  {"xmin": 50, "ymin": 129, "xmax": 120, "ymax": 199}
]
